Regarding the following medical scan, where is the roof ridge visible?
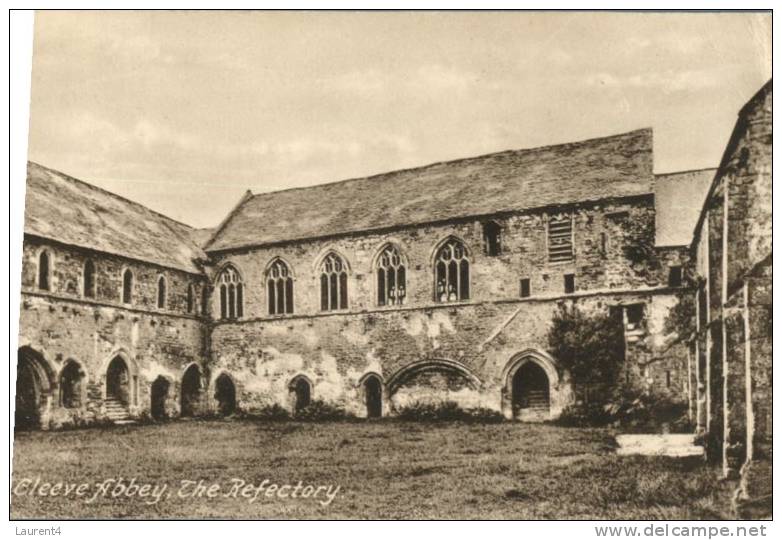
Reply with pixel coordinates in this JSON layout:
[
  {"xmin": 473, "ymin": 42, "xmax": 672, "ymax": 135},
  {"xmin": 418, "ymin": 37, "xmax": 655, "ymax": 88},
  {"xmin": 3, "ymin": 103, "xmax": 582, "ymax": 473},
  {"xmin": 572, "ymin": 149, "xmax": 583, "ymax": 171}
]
[
  {"xmin": 247, "ymin": 127, "xmax": 653, "ymax": 201},
  {"xmin": 203, "ymin": 189, "xmax": 254, "ymax": 251},
  {"xmin": 654, "ymin": 167, "xmax": 718, "ymax": 177}
]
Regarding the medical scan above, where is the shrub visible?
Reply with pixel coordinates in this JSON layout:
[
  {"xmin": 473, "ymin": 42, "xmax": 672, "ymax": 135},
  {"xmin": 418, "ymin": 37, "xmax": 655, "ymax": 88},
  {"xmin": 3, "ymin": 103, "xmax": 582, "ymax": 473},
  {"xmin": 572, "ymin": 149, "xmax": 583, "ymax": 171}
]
[
  {"xmin": 242, "ymin": 403, "xmax": 291, "ymax": 421},
  {"xmin": 554, "ymin": 402, "xmax": 611, "ymax": 427},
  {"xmin": 294, "ymin": 399, "xmax": 352, "ymax": 421},
  {"xmin": 395, "ymin": 401, "xmax": 504, "ymax": 423},
  {"xmin": 606, "ymin": 387, "xmax": 691, "ymax": 433},
  {"xmin": 547, "ymin": 303, "xmax": 625, "ymax": 390}
]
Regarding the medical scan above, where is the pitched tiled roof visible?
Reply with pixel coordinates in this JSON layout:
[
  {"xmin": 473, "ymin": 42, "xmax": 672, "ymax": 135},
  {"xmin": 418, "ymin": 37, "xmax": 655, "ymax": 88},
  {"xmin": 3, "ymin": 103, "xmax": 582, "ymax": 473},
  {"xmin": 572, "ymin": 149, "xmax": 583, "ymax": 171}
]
[
  {"xmin": 206, "ymin": 129, "xmax": 655, "ymax": 252},
  {"xmin": 654, "ymin": 169, "xmax": 715, "ymax": 247},
  {"xmin": 189, "ymin": 227, "xmax": 216, "ymax": 248},
  {"xmin": 24, "ymin": 162, "xmax": 207, "ymax": 273}
]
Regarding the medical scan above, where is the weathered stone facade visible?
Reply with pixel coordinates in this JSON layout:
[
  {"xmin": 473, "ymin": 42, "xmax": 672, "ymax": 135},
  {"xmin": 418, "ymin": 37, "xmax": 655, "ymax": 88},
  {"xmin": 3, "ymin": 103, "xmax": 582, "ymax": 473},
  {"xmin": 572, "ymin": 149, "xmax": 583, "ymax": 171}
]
[
  {"xmin": 207, "ymin": 194, "xmax": 689, "ymax": 419},
  {"xmin": 20, "ymin": 109, "xmax": 765, "ymax": 432},
  {"xmin": 17, "ymin": 237, "xmax": 210, "ymax": 428},
  {"xmin": 688, "ymin": 80, "xmax": 772, "ymax": 480}
]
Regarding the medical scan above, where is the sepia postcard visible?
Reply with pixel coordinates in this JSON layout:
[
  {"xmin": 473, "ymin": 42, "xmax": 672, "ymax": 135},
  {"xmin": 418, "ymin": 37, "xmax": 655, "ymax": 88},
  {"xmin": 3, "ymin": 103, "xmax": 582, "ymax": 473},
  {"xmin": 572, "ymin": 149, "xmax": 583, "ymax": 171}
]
[{"xmin": 10, "ymin": 9, "xmax": 773, "ymax": 524}]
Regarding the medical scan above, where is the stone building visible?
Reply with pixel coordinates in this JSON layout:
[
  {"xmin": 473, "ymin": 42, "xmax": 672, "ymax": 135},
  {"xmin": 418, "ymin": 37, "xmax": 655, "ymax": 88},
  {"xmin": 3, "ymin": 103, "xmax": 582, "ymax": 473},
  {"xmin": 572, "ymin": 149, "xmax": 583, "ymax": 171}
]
[
  {"xmin": 15, "ymin": 124, "xmax": 724, "ymax": 430},
  {"xmin": 687, "ymin": 80, "xmax": 772, "ymax": 479}
]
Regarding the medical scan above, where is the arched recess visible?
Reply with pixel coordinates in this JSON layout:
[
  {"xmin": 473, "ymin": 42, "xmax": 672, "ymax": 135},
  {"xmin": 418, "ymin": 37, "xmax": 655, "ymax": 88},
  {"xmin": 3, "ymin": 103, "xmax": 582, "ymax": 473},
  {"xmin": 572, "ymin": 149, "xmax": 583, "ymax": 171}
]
[
  {"xmin": 213, "ymin": 371, "xmax": 238, "ymax": 416},
  {"xmin": 15, "ymin": 347, "xmax": 56, "ymax": 430},
  {"xmin": 502, "ymin": 349, "xmax": 560, "ymax": 421},
  {"xmin": 59, "ymin": 359, "xmax": 87, "ymax": 409},
  {"xmin": 358, "ymin": 372, "xmax": 385, "ymax": 418},
  {"xmin": 386, "ymin": 359, "xmax": 482, "ymax": 394},
  {"xmin": 150, "ymin": 375, "xmax": 173, "ymax": 420},
  {"xmin": 288, "ymin": 374, "xmax": 313, "ymax": 414},
  {"xmin": 180, "ymin": 363, "xmax": 203, "ymax": 417},
  {"xmin": 100, "ymin": 350, "xmax": 139, "ymax": 407}
]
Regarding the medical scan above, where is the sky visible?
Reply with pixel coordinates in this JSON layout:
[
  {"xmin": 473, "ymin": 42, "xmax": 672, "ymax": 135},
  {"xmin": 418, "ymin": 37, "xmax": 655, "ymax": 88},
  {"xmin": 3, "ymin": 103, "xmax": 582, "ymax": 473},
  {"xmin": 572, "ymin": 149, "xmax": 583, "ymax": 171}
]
[{"xmin": 26, "ymin": 11, "xmax": 771, "ymax": 229}]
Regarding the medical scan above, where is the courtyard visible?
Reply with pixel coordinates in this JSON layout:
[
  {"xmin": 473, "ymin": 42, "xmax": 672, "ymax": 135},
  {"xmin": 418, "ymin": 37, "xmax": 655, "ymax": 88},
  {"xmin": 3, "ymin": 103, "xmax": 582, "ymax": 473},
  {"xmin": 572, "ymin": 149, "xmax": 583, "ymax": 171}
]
[{"xmin": 10, "ymin": 419, "xmax": 748, "ymax": 519}]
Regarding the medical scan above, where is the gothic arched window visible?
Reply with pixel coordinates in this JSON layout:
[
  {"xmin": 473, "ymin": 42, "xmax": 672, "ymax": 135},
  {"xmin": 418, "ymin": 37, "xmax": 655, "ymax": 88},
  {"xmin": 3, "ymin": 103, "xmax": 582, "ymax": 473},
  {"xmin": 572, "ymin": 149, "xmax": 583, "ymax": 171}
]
[
  {"xmin": 434, "ymin": 238, "xmax": 470, "ymax": 302},
  {"xmin": 217, "ymin": 265, "xmax": 243, "ymax": 320},
  {"xmin": 320, "ymin": 252, "xmax": 348, "ymax": 311},
  {"xmin": 83, "ymin": 259, "xmax": 96, "ymax": 298},
  {"xmin": 376, "ymin": 244, "xmax": 406, "ymax": 306},
  {"xmin": 37, "ymin": 250, "xmax": 51, "ymax": 291},
  {"xmin": 122, "ymin": 269, "xmax": 133, "ymax": 304},
  {"xmin": 157, "ymin": 275, "xmax": 167, "ymax": 309},
  {"xmin": 186, "ymin": 283, "xmax": 195, "ymax": 314},
  {"xmin": 267, "ymin": 259, "xmax": 294, "ymax": 315}
]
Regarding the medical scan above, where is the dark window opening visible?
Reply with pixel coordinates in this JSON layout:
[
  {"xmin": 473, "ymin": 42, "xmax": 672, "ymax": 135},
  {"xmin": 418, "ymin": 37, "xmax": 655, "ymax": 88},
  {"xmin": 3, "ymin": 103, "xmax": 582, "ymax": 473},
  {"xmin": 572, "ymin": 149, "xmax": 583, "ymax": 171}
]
[
  {"xmin": 668, "ymin": 266, "xmax": 683, "ymax": 288},
  {"xmin": 548, "ymin": 213, "xmax": 574, "ymax": 263},
  {"xmin": 320, "ymin": 253, "xmax": 348, "ymax": 311},
  {"xmin": 157, "ymin": 276, "xmax": 167, "ymax": 309},
  {"xmin": 219, "ymin": 285, "xmax": 227, "ymax": 319},
  {"xmin": 267, "ymin": 259, "xmax": 294, "ymax": 315},
  {"xmin": 520, "ymin": 278, "xmax": 531, "ymax": 298},
  {"xmin": 38, "ymin": 251, "xmax": 50, "ymax": 291},
  {"xmin": 564, "ymin": 274, "xmax": 575, "ymax": 294},
  {"xmin": 600, "ymin": 232, "xmax": 608, "ymax": 257},
  {"xmin": 122, "ymin": 269, "xmax": 133, "ymax": 304},
  {"xmin": 626, "ymin": 303, "xmax": 645, "ymax": 326},
  {"xmin": 483, "ymin": 221, "xmax": 502, "ymax": 256},
  {"xmin": 666, "ymin": 370, "xmax": 672, "ymax": 388},
  {"xmin": 376, "ymin": 244, "xmax": 406, "ymax": 306},
  {"xmin": 186, "ymin": 284, "xmax": 195, "ymax": 313},
  {"xmin": 83, "ymin": 259, "xmax": 95, "ymax": 298},
  {"xmin": 435, "ymin": 238, "xmax": 470, "ymax": 302}
]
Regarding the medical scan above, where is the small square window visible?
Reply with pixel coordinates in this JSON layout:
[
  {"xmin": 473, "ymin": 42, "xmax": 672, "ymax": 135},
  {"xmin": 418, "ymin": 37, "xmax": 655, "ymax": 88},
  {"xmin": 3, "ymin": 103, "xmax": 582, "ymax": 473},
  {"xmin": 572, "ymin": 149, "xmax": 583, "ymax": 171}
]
[
  {"xmin": 668, "ymin": 266, "xmax": 682, "ymax": 288},
  {"xmin": 520, "ymin": 278, "xmax": 531, "ymax": 298},
  {"xmin": 626, "ymin": 303, "xmax": 645, "ymax": 325},
  {"xmin": 564, "ymin": 274, "xmax": 575, "ymax": 294}
]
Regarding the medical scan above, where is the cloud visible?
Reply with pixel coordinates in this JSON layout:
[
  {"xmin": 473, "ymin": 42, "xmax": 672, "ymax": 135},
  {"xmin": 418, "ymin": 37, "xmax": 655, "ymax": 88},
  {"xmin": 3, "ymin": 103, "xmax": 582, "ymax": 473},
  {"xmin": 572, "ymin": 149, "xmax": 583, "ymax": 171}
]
[{"xmin": 584, "ymin": 68, "xmax": 722, "ymax": 93}]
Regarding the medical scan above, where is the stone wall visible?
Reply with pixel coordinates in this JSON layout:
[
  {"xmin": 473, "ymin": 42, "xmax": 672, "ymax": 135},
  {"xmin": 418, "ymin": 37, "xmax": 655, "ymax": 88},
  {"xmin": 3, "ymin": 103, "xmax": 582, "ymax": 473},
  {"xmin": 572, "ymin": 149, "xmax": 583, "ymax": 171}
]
[
  {"xmin": 208, "ymin": 196, "xmax": 678, "ymax": 319},
  {"xmin": 205, "ymin": 195, "xmax": 688, "ymax": 418},
  {"xmin": 210, "ymin": 288, "xmax": 686, "ymax": 418},
  {"xmin": 17, "ymin": 237, "xmax": 210, "ymax": 429},
  {"xmin": 689, "ymin": 81, "xmax": 772, "ymax": 479}
]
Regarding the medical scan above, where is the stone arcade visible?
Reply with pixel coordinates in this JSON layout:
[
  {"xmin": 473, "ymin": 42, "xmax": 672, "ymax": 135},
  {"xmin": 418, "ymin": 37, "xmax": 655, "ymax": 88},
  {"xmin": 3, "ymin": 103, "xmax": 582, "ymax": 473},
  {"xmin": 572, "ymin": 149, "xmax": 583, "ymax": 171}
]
[{"xmin": 15, "ymin": 81, "xmax": 771, "ymax": 477}]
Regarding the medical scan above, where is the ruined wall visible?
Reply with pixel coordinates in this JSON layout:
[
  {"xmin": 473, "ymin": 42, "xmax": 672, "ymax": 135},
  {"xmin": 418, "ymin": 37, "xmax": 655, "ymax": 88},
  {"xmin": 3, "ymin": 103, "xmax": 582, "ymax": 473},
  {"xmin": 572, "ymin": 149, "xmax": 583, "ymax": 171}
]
[
  {"xmin": 210, "ymin": 289, "xmax": 683, "ymax": 418},
  {"xmin": 18, "ymin": 237, "xmax": 210, "ymax": 428},
  {"xmin": 689, "ymin": 82, "xmax": 772, "ymax": 476},
  {"xmin": 205, "ymin": 195, "xmax": 686, "ymax": 418}
]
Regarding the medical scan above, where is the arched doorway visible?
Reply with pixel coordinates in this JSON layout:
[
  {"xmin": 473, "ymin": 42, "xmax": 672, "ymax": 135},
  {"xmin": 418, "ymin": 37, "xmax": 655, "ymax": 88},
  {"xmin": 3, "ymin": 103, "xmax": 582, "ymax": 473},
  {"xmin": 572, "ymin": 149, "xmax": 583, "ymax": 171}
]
[
  {"xmin": 151, "ymin": 377, "xmax": 170, "ymax": 420},
  {"xmin": 15, "ymin": 348, "xmax": 52, "ymax": 430},
  {"xmin": 180, "ymin": 364, "xmax": 201, "ymax": 417},
  {"xmin": 512, "ymin": 361, "xmax": 550, "ymax": 418},
  {"xmin": 291, "ymin": 377, "xmax": 311, "ymax": 414},
  {"xmin": 364, "ymin": 375, "xmax": 382, "ymax": 418},
  {"xmin": 59, "ymin": 361, "xmax": 84, "ymax": 409},
  {"xmin": 215, "ymin": 373, "xmax": 237, "ymax": 416},
  {"xmin": 106, "ymin": 356, "xmax": 131, "ymax": 406}
]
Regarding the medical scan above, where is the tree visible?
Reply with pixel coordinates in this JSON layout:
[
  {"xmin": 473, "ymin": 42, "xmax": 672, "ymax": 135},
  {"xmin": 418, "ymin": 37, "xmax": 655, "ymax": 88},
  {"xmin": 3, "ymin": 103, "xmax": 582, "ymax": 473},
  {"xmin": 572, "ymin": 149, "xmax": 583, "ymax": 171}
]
[{"xmin": 547, "ymin": 302, "xmax": 625, "ymax": 397}]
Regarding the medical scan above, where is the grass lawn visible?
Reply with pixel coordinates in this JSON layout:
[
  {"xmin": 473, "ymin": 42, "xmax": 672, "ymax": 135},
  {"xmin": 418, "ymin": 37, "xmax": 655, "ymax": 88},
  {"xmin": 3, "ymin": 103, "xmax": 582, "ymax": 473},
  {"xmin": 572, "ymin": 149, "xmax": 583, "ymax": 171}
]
[{"xmin": 12, "ymin": 419, "xmax": 737, "ymax": 519}]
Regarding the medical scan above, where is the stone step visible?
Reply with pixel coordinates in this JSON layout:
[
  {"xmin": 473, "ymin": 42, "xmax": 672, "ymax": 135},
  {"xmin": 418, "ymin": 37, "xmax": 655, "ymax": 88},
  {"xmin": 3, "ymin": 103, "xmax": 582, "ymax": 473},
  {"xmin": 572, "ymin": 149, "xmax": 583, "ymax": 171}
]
[{"xmin": 615, "ymin": 434, "xmax": 704, "ymax": 457}]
